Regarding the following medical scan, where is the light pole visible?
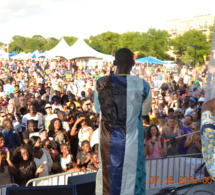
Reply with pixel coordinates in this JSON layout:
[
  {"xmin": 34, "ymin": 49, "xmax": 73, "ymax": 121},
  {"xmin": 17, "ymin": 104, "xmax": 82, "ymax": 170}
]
[{"xmin": 189, "ymin": 44, "xmax": 197, "ymax": 67}]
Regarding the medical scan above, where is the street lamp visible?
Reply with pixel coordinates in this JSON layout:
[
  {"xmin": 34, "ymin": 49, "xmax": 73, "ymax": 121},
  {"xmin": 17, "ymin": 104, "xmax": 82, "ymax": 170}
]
[{"xmin": 189, "ymin": 44, "xmax": 197, "ymax": 67}]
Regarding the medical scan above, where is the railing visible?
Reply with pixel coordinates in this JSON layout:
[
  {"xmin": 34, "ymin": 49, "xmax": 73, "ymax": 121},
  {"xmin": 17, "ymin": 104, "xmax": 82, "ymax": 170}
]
[
  {"xmin": 25, "ymin": 153, "xmax": 204, "ymax": 190},
  {"xmin": 0, "ymin": 183, "xmax": 19, "ymax": 195},
  {"xmin": 26, "ymin": 169, "xmax": 95, "ymax": 186},
  {"xmin": 146, "ymin": 153, "xmax": 204, "ymax": 190}
]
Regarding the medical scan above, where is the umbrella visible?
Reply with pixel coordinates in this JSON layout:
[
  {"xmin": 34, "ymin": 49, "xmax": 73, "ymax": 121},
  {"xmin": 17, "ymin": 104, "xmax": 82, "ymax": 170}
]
[{"xmin": 136, "ymin": 57, "xmax": 167, "ymax": 65}]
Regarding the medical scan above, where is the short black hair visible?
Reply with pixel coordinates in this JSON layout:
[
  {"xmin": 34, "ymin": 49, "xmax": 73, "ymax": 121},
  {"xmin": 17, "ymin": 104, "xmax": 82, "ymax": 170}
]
[{"xmin": 115, "ymin": 48, "xmax": 134, "ymax": 65}]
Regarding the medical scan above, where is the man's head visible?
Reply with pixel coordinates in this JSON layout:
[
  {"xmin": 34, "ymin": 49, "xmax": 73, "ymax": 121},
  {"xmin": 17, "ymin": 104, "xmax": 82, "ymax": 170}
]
[
  {"xmin": 184, "ymin": 115, "xmax": 193, "ymax": 126},
  {"xmin": 114, "ymin": 48, "xmax": 134, "ymax": 73}
]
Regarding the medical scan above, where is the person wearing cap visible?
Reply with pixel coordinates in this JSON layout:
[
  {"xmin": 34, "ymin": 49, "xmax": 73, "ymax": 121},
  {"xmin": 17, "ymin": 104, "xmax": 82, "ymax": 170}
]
[
  {"xmin": 184, "ymin": 97, "xmax": 197, "ymax": 116},
  {"xmin": 66, "ymin": 94, "xmax": 80, "ymax": 108},
  {"xmin": 43, "ymin": 103, "xmax": 57, "ymax": 131},
  {"xmin": 157, "ymin": 113, "xmax": 166, "ymax": 135},
  {"xmin": 34, "ymin": 93, "xmax": 46, "ymax": 115},
  {"xmin": 41, "ymin": 87, "xmax": 53, "ymax": 102},
  {"xmin": 1, "ymin": 101, "xmax": 8, "ymax": 113}
]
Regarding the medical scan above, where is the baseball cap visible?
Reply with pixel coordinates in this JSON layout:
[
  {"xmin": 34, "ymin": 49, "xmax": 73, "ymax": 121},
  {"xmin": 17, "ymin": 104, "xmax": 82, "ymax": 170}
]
[
  {"xmin": 45, "ymin": 103, "xmax": 52, "ymax": 109},
  {"xmin": 39, "ymin": 129, "xmax": 47, "ymax": 134},
  {"xmin": 158, "ymin": 113, "xmax": 166, "ymax": 118},
  {"xmin": 188, "ymin": 97, "xmax": 197, "ymax": 102},
  {"xmin": 35, "ymin": 93, "xmax": 41, "ymax": 98},
  {"xmin": 1, "ymin": 101, "xmax": 8, "ymax": 106}
]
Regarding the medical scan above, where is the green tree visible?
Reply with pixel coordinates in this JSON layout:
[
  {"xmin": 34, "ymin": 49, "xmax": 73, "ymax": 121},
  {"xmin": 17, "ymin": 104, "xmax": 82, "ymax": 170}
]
[
  {"xmin": 32, "ymin": 35, "xmax": 47, "ymax": 43},
  {"xmin": 10, "ymin": 35, "xmax": 26, "ymax": 52},
  {"xmin": 24, "ymin": 38, "xmax": 44, "ymax": 52},
  {"xmin": 86, "ymin": 31, "xmax": 120, "ymax": 55},
  {"xmin": 181, "ymin": 51, "xmax": 193, "ymax": 65},
  {"xmin": 42, "ymin": 37, "xmax": 59, "ymax": 51},
  {"xmin": 171, "ymin": 29, "xmax": 210, "ymax": 64},
  {"xmin": 144, "ymin": 28, "xmax": 171, "ymax": 60},
  {"xmin": 63, "ymin": 36, "xmax": 78, "ymax": 46}
]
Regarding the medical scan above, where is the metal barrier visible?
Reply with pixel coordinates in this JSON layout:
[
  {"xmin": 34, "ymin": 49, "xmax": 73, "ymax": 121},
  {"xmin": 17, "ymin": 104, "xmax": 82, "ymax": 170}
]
[
  {"xmin": 146, "ymin": 153, "xmax": 204, "ymax": 190},
  {"xmin": 25, "ymin": 153, "xmax": 204, "ymax": 190},
  {"xmin": 26, "ymin": 169, "xmax": 95, "ymax": 186},
  {"xmin": 0, "ymin": 183, "xmax": 19, "ymax": 195}
]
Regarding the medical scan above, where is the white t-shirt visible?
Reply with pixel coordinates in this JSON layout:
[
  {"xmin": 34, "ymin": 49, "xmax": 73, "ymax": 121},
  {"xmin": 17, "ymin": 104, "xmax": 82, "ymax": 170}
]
[
  {"xmin": 34, "ymin": 148, "xmax": 53, "ymax": 178},
  {"xmin": 21, "ymin": 113, "xmax": 44, "ymax": 130},
  {"xmin": 62, "ymin": 121, "xmax": 70, "ymax": 132},
  {"xmin": 43, "ymin": 114, "xmax": 58, "ymax": 131},
  {"xmin": 91, "ymin": 128, "xmax": 99, "ymax": 147}
]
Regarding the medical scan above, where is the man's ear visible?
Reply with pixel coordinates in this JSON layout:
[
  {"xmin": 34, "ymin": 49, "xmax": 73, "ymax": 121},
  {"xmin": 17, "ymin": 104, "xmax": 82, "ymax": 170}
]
[{"xmin": 113, "ymin": 60, "xmax": 117, "ymax": 66}]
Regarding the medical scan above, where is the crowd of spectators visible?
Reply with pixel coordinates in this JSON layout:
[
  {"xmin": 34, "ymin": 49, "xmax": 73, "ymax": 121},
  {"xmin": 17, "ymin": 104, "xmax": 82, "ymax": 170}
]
[{"xmin": 0, "ymin": 58, "xmax": 208, "ymax": 186}]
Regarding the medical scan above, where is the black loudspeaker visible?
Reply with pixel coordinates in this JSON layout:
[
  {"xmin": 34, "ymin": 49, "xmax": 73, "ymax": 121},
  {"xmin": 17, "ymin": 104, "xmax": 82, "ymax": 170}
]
[
  {"xmin": 68, "ymin": 172, "xmax": 97, "ymax": 195},
  {"xmin": 6, "ymin": 185, "xmax": 76, "ymax": 195},
  {"xmin": 146, "ymin": 182, "xmax": 215, "ymax": 195}
]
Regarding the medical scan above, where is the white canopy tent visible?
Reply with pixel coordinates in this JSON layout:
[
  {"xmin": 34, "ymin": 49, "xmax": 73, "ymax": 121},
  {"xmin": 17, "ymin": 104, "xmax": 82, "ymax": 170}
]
[
  {"xmin": 10, "ymin": 52, "xmax": 29, "ymax": 60},
  {"xmin": 38, "ymin": 38, "xmax": 71, "ymax": 59},
  {"xmin": 0, "ymin": 49, "xmax": 9, "ymax": 59},
  {"xmin": 38, "ymin": 38, "xmax": 114, "ymax": 62},
  {"xmin": 67, "ymin": 39, "xmax": 114, "ymax": 61}
]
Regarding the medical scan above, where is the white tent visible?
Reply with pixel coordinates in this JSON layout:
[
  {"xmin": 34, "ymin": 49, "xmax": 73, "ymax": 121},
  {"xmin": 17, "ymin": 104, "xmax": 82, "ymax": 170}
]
[
  {"xmin": 40, "ymin": 38, "xmax": 71, "ymax": 59},
  {"xmin": 11, "ymin": 52, "xmax": 29, "ymax": 60},
  {"xmin": 0, "ymin": 49, "xmax": 9, "ymax": 59},
  {"xmin": 38, "ymin": 38, "xmax": 114, "ymax": 61},
  {"xmin": 68, "ymin": 39, "xmax": 114, "ymax": 61}
]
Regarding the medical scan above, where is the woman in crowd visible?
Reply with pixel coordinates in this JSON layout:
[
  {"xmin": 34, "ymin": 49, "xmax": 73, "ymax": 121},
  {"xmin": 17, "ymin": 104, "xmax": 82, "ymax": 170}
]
[
  {"xmin": 48, "ymin": 118, "xmax": 69, "ymax": 145},
  {"xmin": 145, "ymin": 124, "xmax": 167, "ymax": 158},
  {"xmin": 70, "ymin": 116, "xmax": 93, "ymax": 149},
  {"xmin": 184, "ymin": 122, "xmax": 201, "ymax": 155},
  {"xmin": 11, "ymin": 145, "xmax": 44, "ymax": 186},
  {"xmin": 28, "ymin": 136, "xmax": 53, "ymax": 177}
]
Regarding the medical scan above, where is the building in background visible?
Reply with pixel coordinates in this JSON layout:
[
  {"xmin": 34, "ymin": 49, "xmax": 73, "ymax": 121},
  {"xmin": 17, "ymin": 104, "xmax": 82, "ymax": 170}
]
[{"xmin": 167, "ymin": 14, "xmax": 215, "ymax": 39}]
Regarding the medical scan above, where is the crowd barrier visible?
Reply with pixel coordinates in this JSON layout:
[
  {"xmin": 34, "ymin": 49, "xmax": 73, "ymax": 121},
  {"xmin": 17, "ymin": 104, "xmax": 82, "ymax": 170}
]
[
  {"xmin": 25, "ymin": 153, "xmax": 204, "ymax": 190},
  {"xmin": 146, "ymin": 153, "xmax": 204, "ymax": 190},
  {"xmin": 0, "ymin": 183, "xmax": 19, "ymax": 195},
  {"xmin": 26, "ymin": 169, "xmax": 95, "ymax": 187}
]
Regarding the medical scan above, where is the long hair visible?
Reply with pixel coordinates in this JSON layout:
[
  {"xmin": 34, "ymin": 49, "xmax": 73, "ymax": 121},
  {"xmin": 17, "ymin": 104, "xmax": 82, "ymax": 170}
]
[
  {"xmin": 11, "ymin": 145, "xmax": 34, "ymax": 165},
  {"xmin": 28, "ymin": 136, "xmax": 40, "ymax": 149},
  {"xmin": 146, "ymin": 124, "xmax": 160, "ymax": 140},
  {"xmin": 48, "ymin": 118, "xmax": 63, "ymax": 137}
]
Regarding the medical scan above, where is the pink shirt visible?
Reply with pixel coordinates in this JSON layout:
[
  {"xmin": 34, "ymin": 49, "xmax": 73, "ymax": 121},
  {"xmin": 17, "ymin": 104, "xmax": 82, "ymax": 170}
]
[{"xmin": 146, "ymin": 136, "xmax": 163, "ymax": 158}]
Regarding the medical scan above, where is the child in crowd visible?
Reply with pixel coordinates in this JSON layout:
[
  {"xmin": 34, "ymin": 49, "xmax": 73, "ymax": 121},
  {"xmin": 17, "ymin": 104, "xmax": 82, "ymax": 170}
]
[
  {"xmin": 76, "ymin": 140, "xmax": 91, "ymax": 168},
  {"xmin": 87, "ymin": 152, "xmax": 99, "ymax": 171},
  {"xmin": 60, "ymin": 143, "xmax": 80, "ymax": 172},
  {"xmin": 22, "ymin": 119, "xmax": 39, "ymax": 144}
]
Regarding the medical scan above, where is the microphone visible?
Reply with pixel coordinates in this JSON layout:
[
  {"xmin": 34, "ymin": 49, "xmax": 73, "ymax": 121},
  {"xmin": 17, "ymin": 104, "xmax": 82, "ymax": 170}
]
[{"xmin": 194, "ymin": 162, "xmax": 205, "ymax": 174}]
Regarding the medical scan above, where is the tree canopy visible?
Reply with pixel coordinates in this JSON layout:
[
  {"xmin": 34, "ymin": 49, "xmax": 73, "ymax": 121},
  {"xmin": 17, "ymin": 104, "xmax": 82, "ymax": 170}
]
[{"xmin": 1, "ymin": 27, "xmax": 213, "ymax": 65}]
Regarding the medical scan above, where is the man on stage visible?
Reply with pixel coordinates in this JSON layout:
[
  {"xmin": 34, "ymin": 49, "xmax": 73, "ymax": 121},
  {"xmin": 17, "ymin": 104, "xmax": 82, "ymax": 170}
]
[{"xmin": 94, "ymin": 48, "xmax": 152, "ymax": 195}]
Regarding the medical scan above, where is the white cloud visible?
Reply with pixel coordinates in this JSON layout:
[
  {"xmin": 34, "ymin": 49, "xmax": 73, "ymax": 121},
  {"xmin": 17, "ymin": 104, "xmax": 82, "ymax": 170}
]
[{"xmin": 0, "ymin": 0, "xmax": 214, "ymax": 43}]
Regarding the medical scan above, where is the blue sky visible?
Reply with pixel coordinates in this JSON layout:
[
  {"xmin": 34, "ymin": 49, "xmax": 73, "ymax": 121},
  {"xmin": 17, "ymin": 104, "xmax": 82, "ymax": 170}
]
[{"xmin": 0, "ymin": 0, "xmax": 214, "ymax": 43}]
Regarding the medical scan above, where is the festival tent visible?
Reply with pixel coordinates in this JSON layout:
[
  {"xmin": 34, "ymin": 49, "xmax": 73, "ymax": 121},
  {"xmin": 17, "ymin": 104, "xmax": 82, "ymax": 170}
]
[
  {"xmin": 28, "ymin": 50, "xmax": 42, "ymax": 58},
  {"xmin": 38, "ymin": 38, "xmax": 71, "ymax": 59},
  {"xmin": 0, "ymin": 49, "xmax": 9, "ymax": 59},
  {"xmin": 11, "ymin": 52, "xmax": 29, "ymax": 60},
  {"xmin": 136, "ymin": 56, "xmax": 167, "ymax": 64},
  {"xmin": 67, "ymin": 39, "xmax": 114, "ymax": 61},
  {"xmin": 9, "ymin": 51, "xmax": 18, "ymax": 58}
]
